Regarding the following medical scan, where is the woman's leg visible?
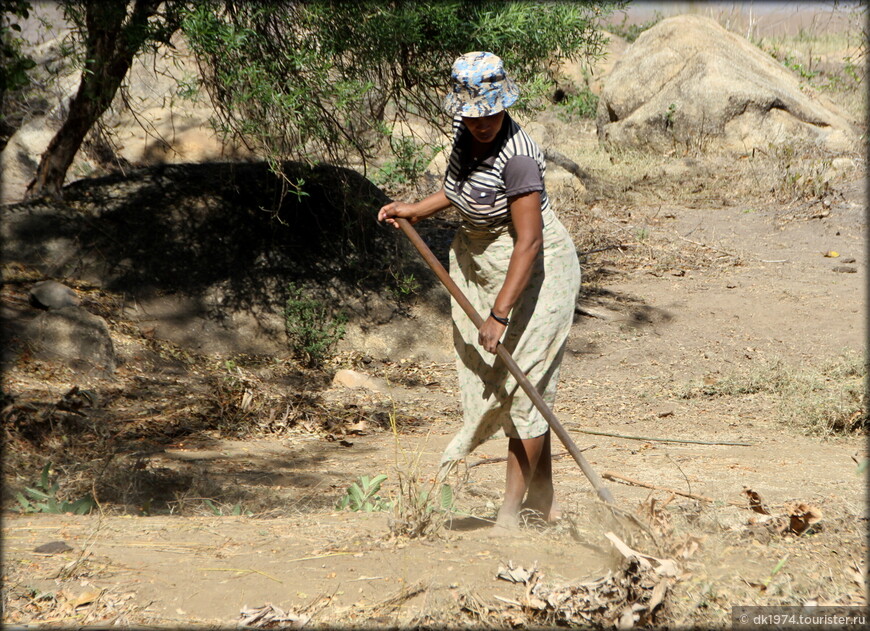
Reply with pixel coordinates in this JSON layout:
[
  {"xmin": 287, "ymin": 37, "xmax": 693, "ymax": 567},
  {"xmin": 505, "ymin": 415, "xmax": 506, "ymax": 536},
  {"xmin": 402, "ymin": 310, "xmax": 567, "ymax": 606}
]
[
  {"xmin": 523, "ymin": 430, "xmax": 561, "ymax": 521},
  {"xmin": 495, "ymin": 432, "xmax": 547, "ymax": 529}
]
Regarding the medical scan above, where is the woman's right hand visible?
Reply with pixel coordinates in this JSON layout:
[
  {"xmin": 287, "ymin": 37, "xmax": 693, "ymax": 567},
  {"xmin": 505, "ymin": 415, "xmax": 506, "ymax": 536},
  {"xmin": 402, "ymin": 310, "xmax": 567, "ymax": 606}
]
[{"xmin": 378, "ymin": 201, "xmax": 419, "ymax": 229}]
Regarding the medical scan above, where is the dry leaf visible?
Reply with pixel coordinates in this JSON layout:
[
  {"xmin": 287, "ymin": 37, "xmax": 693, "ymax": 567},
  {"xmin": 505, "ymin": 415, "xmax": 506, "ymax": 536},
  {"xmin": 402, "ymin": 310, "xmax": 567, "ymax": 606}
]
[
  {"xmin": 496, "ymin": 561, "xmax": 537, "ymax": 584},
  {"xmin": 68, "ymin": 589, "xmax": 103, "ymax": 609},
  {"xmin": 742, "ymin": 487, "xmax": 770, "ymax": 514},
  {"xmin": 823, "ymin": 250, "xmax": 840, "ymax": 257},
  {"xmin": 785, "ymin": 502, "xmax": 823, "ymax": 535},
  {"xmin": 346, "ymin": 420, "xmax": 368, "ymax": 434},
  {"xmin": 673, "ymin": 535, "xmax": 703, "ymax": 559},
  {"xmin": 605, "ymin": 532, "xmax": 680, "ymax": 577}
]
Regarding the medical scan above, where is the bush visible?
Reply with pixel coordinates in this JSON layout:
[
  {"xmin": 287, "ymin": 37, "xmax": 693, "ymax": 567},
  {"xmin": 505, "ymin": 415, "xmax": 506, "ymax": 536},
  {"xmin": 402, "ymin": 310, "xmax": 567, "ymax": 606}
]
[
  {"xmin": 557, "ymin": 86, "xmax": 600, "ymax": 120},
  {"xmin": 284, "ymin": 283, "xmax": 347, "ymax": 367}
]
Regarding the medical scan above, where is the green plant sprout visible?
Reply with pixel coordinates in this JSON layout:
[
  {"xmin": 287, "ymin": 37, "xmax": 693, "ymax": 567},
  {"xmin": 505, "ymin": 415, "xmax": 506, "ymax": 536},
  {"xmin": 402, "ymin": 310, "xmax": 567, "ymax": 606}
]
[
  {"xmin": 203, "ymin": 499, "xmax": 253, "ymax": 516},
  {"xmin": 336, "ymin": 474, "xmax": 391, "ymax": 512}
]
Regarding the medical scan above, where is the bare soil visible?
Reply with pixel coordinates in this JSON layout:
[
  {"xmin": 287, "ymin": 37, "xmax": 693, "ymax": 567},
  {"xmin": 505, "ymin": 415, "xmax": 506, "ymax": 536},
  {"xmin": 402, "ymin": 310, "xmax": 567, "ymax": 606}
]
[{"xmin": 2, "ymin": 109, "xmax": 867, "ymax": 631}]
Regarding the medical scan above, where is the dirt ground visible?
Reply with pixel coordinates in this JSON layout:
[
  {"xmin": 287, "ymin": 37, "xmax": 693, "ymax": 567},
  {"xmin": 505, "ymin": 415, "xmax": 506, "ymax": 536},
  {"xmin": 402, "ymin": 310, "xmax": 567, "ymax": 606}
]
[{"xmin": 2, "ymin": 30, "xmax": 868, "ymax": 631}]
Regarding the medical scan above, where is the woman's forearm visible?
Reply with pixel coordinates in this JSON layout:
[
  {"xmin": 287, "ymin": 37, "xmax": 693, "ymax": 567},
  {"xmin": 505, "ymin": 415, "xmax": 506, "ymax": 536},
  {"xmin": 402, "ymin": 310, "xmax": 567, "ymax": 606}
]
[
  {"xmin": 378, "ymin": 188, "xmax": 451, "ymax": 227},
  {"xmin": 410, "ymin": 188, "xmax": 452, "ymax": 219}
]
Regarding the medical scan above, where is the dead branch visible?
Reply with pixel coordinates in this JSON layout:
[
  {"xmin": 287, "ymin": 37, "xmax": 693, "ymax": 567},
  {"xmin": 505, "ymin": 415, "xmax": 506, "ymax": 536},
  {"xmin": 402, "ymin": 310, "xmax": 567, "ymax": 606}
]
[
  {"xmin": 602, "ymin": 472, "xmax": 713, "ymax": 502},
  {"xmin": 573, "ymin": 428, "xmax": 753, "ymax": 446}
]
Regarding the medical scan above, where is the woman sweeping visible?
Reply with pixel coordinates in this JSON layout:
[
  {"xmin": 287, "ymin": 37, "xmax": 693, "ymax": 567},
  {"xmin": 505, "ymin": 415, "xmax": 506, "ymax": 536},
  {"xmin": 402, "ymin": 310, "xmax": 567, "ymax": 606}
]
[{"xmin": 378, "ymin": 51, "xmax": 581, "ymax": 529}]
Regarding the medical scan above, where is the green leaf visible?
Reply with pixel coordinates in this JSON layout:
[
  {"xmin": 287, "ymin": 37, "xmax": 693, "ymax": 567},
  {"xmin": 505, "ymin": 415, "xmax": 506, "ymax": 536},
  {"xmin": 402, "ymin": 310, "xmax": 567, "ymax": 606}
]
[
  {"xmin": 70, "ymin": 496, "xmax": 95, "ymax": 515},
  {"xmin": 24, "ymin": 486, "xmax": 51, "ymax": 501},
  {"xmin": 15, "ymin": 491, "xmax": 34, "ymax": 512},
  {"xmin": 39, "ymin": 462, "xmax": 52, "ymax": 491},
  {"xmin": 203, "ymin": 499, "xmax": 221, "ymax": 515},
  {"xmin": 440, "ymin": 483, "xmax": 454, "ymax": 510}
]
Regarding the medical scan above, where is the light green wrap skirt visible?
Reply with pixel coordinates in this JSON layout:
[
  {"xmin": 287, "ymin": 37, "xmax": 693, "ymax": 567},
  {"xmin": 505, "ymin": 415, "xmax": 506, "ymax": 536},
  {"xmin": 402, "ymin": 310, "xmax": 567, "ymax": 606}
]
[{"xmin": 440, "ymin": 207, "xmax": 581, "ymax": 466}]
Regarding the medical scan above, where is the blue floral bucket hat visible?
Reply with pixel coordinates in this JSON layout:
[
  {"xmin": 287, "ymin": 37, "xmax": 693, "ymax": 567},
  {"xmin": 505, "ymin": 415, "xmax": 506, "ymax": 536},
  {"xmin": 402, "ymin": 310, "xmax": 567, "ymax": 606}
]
[{"xmin": 444, "ymin": 51, "xmax": 519, "ymax": 117}]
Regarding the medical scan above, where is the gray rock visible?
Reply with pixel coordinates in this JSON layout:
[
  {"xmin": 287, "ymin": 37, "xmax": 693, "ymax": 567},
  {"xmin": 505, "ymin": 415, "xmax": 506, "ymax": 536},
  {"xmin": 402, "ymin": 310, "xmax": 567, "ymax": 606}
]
[
  {"xmin": 24, "ymin": 305, "xmax": 116, "ymax": 377},
  {"xmin": 596, "ymin": 15, "xmax": 857, "ymax": 155},
  {"xmin": 34, "ymin": 541, "xmax": 74, "ymax": 554},
  {"xmin": 29, "ymin": 280, "xmax": 80, "ymax": 310}
]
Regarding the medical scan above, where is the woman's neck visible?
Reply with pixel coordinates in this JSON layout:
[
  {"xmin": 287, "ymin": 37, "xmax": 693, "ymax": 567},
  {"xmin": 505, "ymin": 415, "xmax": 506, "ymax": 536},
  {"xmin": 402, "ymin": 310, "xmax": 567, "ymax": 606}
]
[{"xmin": 470, "ymin": 139, "xmax": 493, "ymax": 159}]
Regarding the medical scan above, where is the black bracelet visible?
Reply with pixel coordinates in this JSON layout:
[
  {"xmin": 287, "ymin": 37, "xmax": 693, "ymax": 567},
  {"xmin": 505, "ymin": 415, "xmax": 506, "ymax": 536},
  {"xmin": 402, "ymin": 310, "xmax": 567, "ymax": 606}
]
[{"xmin": 489, "ymin": 310, "xmax": 510, "ymax": 326}]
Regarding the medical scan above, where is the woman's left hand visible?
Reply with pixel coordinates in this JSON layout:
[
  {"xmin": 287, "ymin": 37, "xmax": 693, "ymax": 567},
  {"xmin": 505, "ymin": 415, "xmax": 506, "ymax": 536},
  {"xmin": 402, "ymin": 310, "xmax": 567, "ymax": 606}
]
[{"xmin": 478, "ymin": 317, "xmax": 506, "ymax": 354}]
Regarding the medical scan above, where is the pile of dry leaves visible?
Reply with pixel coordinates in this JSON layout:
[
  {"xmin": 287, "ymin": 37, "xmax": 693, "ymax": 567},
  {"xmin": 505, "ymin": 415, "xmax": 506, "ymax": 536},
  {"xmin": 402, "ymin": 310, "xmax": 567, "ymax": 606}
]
[{"xmin": 460, "ymin": 532, "xmax": 681, "ymax": 629}]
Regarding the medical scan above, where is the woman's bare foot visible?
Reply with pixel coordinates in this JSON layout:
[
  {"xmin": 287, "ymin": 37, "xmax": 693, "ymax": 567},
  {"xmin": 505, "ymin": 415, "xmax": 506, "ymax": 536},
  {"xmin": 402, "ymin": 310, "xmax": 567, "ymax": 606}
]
[
  {"xmin": 494, "ymin": 504, "xmax": 521, "ymax": 530},
  {"xmin": 522, "ymin": 496, "xmax": 562, "ymax": 522}
]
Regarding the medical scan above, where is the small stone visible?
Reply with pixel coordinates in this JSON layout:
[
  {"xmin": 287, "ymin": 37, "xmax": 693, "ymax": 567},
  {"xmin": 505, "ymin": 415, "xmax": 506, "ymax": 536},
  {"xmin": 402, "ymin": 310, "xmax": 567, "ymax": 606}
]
[
  {"xmin": 331, "ymin": 369, "xmax": 389, "ymax": 393},
  {"xmin": 29, "ymin": 280, "xmax": 80, "ymax": 310},
  {"xmin": 34, "ymin": 541, "xmax": 73, "ymax": 554},
  {"xmin": 833, "ymin": 266, "xmax": 857, "ymax": 274}
]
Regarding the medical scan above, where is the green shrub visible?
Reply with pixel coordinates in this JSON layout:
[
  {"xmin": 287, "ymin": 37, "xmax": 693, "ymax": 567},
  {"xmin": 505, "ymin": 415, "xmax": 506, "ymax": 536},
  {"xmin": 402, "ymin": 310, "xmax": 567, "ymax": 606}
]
[
  {"xmin": 558, "ymin": 86, "xmax": 599, "ymax": 119},
  {"xmin": 16, "ymin": 462, "xmax": 95, "ymax": 515},
  {"xmin": 284, "ymin": 283, "xmax": 347, "ymax": 367},
  {"xmin": 374, "ymin": 134, "xmax": 442, "ymax": 192}
]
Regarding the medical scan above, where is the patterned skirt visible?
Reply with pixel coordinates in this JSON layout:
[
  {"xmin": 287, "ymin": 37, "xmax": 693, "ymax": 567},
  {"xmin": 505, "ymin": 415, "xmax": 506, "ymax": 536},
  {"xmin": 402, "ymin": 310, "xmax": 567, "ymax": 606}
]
[{"xmin": 440, "ymin": 208, "xmax": 581, "ymax": 465}]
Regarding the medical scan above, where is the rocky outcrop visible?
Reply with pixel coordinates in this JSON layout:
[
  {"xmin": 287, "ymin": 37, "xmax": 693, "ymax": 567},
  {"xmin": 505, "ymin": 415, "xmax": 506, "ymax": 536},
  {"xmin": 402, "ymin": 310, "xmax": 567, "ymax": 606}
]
[{"xmin": 596, "ymin": 15, "xmax": 857, "ymax": 155}]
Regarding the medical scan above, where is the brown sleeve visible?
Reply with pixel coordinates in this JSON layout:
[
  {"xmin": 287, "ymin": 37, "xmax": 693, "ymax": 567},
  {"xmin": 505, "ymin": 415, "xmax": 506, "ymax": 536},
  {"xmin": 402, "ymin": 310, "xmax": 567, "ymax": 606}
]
[{"xmin": 503, "ymin": 155, "xmax": 543, "ymax": 197}]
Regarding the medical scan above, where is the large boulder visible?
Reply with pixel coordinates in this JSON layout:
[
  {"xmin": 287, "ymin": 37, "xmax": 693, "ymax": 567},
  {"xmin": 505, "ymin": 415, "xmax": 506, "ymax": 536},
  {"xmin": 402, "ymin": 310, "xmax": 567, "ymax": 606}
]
[
  {"xmin": 24, "ymin": 305, "xmax": 116, "ymax": 378},
  {"xmin": 0, "ymin": 116, "xmax": 94, "ymax": 205},
  {"xmin": 596, "ymin": 15, "xmax": 857, "ymax": 155}
]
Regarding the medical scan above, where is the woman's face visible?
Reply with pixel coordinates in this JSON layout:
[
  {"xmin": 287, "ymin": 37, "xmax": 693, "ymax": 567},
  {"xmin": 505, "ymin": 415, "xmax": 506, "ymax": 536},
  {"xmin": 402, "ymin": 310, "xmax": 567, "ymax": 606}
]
[{"xmin": 462, "ymin": 111, "xmax": 505, "ymax": 145}]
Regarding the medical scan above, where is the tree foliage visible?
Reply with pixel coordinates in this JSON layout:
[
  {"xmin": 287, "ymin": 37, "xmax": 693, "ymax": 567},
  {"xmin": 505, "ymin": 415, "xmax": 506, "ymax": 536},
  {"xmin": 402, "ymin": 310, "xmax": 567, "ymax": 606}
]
[
  {"xmin": 0, "ymin": 0, "xmax": 35, "ymax": 94},
  {"xmin": 183, "ymin": 0, "xmax": 621, "ymax": 183},
  {"xmin": 0, "ymin": 0, "xmax": 36, "ymax": 142}
]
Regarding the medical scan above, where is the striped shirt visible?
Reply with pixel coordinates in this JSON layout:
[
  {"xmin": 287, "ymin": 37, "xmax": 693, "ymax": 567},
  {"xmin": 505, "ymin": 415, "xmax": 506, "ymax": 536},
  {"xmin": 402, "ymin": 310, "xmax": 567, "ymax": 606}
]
[{"xmin": 443, "ymin": 113, "xmax": 550, "ymax": 230}]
